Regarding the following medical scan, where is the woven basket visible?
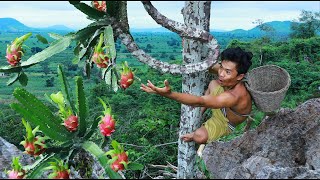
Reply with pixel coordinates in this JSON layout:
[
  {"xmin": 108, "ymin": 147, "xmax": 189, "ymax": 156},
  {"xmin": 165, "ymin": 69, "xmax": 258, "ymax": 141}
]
[{"xmin": 244, "ymin": 65, "xmax": 291, "ymax": 113}]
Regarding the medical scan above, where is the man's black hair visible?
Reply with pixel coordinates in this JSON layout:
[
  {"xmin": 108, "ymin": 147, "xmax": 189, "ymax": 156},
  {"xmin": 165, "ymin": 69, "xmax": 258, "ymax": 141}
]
[{"xmin": 220, "ymin": 47, "xmax": 253, "ymax": 74}]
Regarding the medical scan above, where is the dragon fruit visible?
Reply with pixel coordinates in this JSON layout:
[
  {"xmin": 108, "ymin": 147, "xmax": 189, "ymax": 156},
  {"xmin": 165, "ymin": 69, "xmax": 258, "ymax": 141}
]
[
  {"xmin": 99, "ymin": 114, "xmax": 115, "ymax": 136},
  {"xmin": 105, "ymin": 141, "xmax": 129, "ymax": 172},
  {"xmin": 63, "ymin": 115, "xmax": 78, "ymax": 132},
  {"xmin": 46, "ymin": 159, "xmax": 70, "ymax": 179},
  {"xmin": 92, "ymin": 1, "xmax": 107, "ymax": 12},
  {"xmin": 98, "ymin": 98, "xmax": 116, "ymax": 136},
  {"xmin": 120, "ymin": 61, "xmax": 134, "ymax": 90},
  {"xmin": 5, "ymin": 33, "xmax": 32, "ymax": 66},
  {"xmin": 7, "ymin": 157, "xmax": 26, "ymax": 179},
  {"xmin": 92, "ymin": 33, "xmax": 109, "ymax": 68},
  {"xmin": 110, "ymin": 151, "xmax": 129, "ymax": 171},
  {"xmin": 20, "ymin": 119, "xmax": 47, "ymax": 157}
]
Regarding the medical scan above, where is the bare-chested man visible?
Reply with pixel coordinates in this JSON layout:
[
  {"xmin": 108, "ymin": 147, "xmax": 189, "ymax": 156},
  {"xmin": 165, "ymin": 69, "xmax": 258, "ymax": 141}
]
[{"xmin": 140, "ymin": 47, "xmax": 253, "ymax": 145}]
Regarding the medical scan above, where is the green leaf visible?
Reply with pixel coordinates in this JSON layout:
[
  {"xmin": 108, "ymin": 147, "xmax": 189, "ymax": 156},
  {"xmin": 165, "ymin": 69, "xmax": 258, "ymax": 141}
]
[
  {"xmin": 82, "ymin": 141, "xmax": 122, "ymax": 179},
  {"xmin": 104, "ymin": 26, "xmax": 116, "ymax": 60},
  {"xmin": 36, "ymin": 34, "xmax": 49, "ymax": 44},
  {"xmin": 20, "ymin": 35, "xmax": 73, "ymax": 68},
  {"xmin": 69, "ymin": 1, "xmax": 106, "ymax": 20},
  {"xmin": 6, "ymin": 73, "xmax": 19, "ymax": 86},
  {"xmin": 11, "ymin": 88, "xmax": 73, "ymax": 142},
  {"xmin": 18, "ymin": 72, "xmax": 28, "ymax": 86},
  {"xmin": 74, "ymin": 25, "xmax": 102, "ymax": 42},
  {"xmin": 0, "ymin": 65, "xmax": 22, "ymax": 73},
  {"xmin": 127, "ymin": 162, "xmax": 144, "ymax": 171},
  {"xmin": 48, "ymin": 33, "xmax": 63, "ymax": 40},
  {"xmin": 75, "ymin": 76, "xmax": 88, "ymax": 137}
]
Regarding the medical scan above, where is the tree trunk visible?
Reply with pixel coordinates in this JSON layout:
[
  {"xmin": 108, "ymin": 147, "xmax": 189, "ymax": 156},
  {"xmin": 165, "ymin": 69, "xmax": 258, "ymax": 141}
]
[{"xmin": 178, "ymin": 1, "xmax": 211, "ymax": 179}]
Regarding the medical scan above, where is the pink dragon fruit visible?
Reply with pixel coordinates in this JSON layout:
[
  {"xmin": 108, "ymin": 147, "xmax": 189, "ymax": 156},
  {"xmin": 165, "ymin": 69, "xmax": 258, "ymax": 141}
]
[
  {"xmin": 92, "ymin": 33, "xmax": 109, "ymax": 68},
  {"xmin": 92, "ymin": 1, "xmax": 107, "ymax": 12},
  {"xmin": 120, "ymin": 61, "xmax": 134, "ymax": 90},
  {"xmin": 7, "ymin": 157, "xmax": 26, "ymax": 179},
  {"xmin": 5, "ymin": 33, "xmax": 32, "ymax": 66},
  {"xmin": 98, "ymin": 98, "xmax": 116, "ymax": 136},
  {"xmin": 99, "ymin": 114, "xmax": 116, "ymax": 136},
  {"xmin": 63, "ymin": 115, "xmax": 78, "ymax": 132},
  {"xmin": 20, "ymin": 119, "xmax": 47, "ymax": 157}
]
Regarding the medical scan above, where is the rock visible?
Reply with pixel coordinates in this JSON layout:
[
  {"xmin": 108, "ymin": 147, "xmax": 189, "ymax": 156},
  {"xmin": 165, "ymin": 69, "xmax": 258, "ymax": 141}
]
[
  {"xmin": 0, "ymin": 137, "xmax": 34, "ymax": 179},
  {"xmin": 0, "ymin": 136, "xmax": 110, "ymax": 179},
  {"xmin": 202, "ymin": 98, "xmax": 320, "ymax": 179}
]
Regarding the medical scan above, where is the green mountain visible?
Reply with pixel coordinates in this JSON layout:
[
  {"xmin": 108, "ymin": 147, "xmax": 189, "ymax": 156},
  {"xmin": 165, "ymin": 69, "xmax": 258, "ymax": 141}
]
[{"xmin": 0, "ymin": 18, "xmax": 74, "ymax": 33}]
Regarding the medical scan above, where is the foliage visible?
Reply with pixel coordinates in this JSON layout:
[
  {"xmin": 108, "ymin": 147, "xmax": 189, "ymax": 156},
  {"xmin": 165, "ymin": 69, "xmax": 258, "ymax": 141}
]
[
  {"xmin": 290, "ymin": 10, "xmax": 320, "ymax": 39},
  {"xmin": 7, "ymin": 65, "xmax": 142, "ymax": 178}
]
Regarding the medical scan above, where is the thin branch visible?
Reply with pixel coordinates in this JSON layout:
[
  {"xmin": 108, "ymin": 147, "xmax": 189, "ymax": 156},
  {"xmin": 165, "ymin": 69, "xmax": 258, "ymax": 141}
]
[
  {"xmin": 141, "ymin": 1, "xmax": 211, "ymax": 42},
  {"xmin": 115, "ymin": 26, "xmax": 219, "ymax": 75}
]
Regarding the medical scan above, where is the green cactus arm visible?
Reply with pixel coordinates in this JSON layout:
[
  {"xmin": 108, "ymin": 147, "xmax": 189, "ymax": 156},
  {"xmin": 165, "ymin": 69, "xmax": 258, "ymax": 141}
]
[
  {"xmin": 83, "ymin": 115, "xmax": 101, "ymax": 140},
  {"xmin": 11, "ymin": 88, "xmax": 73, "ymax": 142},
  {"xmin": 75, "ymin": 76, "xmax": 88, "ymax": 137},
  {"xmin": 11, "ymin": 103, "xmax": 70, "ymax": 142},
  {"xmin": 57, "ymin": 65, "xmax": 76, "ymax": 114},
  {"xmin": 82, "ymin": 141, "xmax": 122, "ymax": 179},
  {"xmin": 24, "ymin": 153, "xmax": 56, "ymax": 179}
]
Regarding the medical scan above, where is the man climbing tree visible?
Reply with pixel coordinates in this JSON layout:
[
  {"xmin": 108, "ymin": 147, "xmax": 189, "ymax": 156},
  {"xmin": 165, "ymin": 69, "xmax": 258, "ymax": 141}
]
[{"xmin": 141, "ymin": 47, "xmax": 253, "ymax": 155}]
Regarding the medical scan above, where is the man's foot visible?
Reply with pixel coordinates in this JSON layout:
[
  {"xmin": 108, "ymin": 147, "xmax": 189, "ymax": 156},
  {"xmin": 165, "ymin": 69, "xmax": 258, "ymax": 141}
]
[{"xmin": 180, "ymin": 132, "xmax": 194, "ymax": 142}]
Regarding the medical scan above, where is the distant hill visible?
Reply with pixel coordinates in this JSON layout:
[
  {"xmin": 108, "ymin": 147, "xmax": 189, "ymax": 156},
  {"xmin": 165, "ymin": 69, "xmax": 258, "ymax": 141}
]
[{"xmin": 0, "ymin": 18, "xmax": 75, "ymax": 33}]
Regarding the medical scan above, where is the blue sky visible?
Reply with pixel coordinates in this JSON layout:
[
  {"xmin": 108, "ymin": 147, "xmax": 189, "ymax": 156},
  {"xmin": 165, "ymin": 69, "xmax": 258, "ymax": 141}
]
[{"xmin": 0, "ymin": 1, "xmax": 319, "ymax": 31}]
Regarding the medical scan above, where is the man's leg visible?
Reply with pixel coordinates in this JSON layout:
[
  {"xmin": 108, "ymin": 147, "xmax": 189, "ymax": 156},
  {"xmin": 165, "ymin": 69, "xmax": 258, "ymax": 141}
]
[{"xmin": 180, "ymin": 126, "xmax": 208, "ymax": 144}]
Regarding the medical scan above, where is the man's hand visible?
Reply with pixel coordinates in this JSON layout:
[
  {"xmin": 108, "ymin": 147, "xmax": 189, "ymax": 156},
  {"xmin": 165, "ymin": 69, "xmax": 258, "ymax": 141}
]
[{"xmin": 140, "ymin": 79, "xmax": 171, "ymax": 96}]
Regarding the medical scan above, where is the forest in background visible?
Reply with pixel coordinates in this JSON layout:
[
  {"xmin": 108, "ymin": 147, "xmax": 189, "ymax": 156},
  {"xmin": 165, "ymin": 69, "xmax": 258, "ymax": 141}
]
[{"xmin": 0, "ymin": 10, "xmax": 319, "ymax": 178}]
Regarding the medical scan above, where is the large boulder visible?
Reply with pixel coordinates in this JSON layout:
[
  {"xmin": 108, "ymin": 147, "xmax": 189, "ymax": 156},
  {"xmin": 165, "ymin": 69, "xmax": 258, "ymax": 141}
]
[{"xmin": 202, "ymin": 98, "xmax": 320, "ymax": 179}]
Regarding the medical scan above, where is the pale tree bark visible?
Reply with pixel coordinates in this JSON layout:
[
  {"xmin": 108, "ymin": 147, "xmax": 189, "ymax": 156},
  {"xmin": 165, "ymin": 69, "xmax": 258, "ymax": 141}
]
[{"xmin": 178, "ymin": 2, "xmax": 211, "ymax": 178}]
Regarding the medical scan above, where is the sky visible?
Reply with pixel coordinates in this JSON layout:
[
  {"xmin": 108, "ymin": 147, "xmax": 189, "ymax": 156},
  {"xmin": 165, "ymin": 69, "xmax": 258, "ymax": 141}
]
[{"xmin": 0, "ymin": 1, "xmax": 319, "ymax": 31}]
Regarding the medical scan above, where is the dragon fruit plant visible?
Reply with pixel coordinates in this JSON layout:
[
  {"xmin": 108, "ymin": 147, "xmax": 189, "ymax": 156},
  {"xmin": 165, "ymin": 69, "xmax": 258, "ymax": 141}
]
[
  {"xmin": 92, "ymin": 1, "xmax": 107, "ymax": 12},
  {"xmin": 20, "ymin": 118, "xmax": 48, "ymax": 157},
  {"xmin": 119, "ymin": 61, "xmax": 134, "ymax": 90},
  {"xmin": 5, "ymin": 33, "xmax": 32, "ymax": 66},
  {"xmin": 9, "ymin": 65, "xmax": 143, "ymax": 179},
  {"xmin": 7, "ymin": 157, "xmax": 26, "ymax": 179},
  {"xmin": 92, "ymin": 33, "xmax": 109, "ymax": 68}
]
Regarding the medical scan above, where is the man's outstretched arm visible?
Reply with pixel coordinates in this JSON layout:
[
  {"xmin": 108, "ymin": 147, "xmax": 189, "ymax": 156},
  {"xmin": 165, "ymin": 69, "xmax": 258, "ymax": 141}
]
[{"xmin": 140, "ymin": 80, "xmax": 238, "ymax": 109}]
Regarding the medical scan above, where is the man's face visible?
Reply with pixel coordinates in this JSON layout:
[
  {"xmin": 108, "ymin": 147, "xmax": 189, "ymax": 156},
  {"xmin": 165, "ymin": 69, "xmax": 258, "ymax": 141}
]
[{"xmin": 217, "ymin": 60, "xmax": 244, "ymax": 87}]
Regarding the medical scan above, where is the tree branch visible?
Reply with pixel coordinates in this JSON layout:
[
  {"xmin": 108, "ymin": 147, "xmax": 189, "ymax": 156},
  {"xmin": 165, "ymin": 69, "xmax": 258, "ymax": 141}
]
[
  {"xmin": 115, "ymin": 26, "xmax": 219, "ymax": 75},
  {"xmin": 141, "ymin": 1, "xmax": 212, "ymax": 42}
]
